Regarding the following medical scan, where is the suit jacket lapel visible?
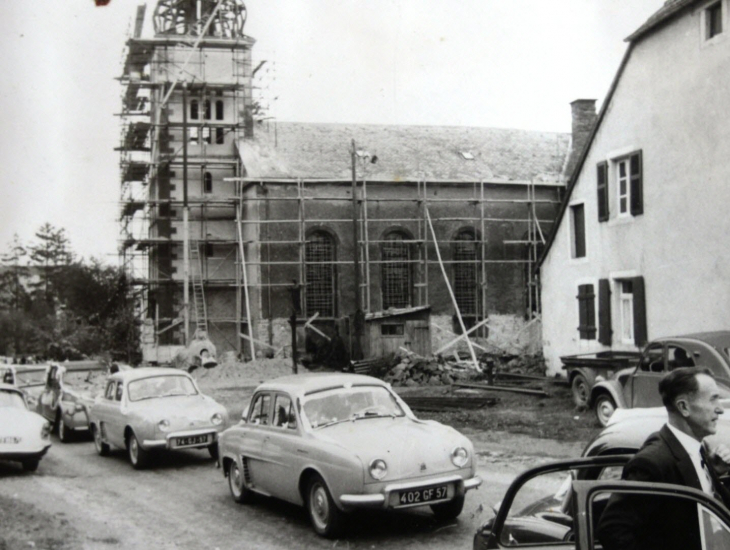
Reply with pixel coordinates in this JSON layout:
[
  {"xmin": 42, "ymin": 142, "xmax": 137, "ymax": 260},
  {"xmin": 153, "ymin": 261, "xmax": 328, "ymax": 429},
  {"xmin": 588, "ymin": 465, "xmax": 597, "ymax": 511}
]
[{"xmin": 659, "ymin": 424, "xmax": 703, "ymax": 491}]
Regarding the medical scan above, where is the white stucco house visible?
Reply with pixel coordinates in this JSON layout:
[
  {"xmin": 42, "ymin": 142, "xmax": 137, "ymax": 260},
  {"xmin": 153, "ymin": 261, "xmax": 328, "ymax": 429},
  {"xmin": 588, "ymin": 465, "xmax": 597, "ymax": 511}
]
[{"xmin": 539, "ymin": 0, "xmax": 730, "ymax": 375}]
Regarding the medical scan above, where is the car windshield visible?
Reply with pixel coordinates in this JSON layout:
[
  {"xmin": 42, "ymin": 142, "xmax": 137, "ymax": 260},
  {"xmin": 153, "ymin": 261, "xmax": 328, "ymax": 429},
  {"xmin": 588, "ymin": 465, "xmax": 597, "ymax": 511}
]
[
  {"xmin": 302, "ymin": 385, "xmax": 405, "ymax": 429},
  {"xmin": 127, "ymin": 375, "xmax": 198, "ymax": 402},
  {"xmin": 0, "ymin": 389, "xmax": 26, "ymax": 409}
]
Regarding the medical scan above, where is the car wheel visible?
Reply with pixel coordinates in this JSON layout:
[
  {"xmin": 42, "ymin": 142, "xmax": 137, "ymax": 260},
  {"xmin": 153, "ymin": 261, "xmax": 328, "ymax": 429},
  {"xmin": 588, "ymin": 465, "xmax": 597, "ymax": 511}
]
[
  {"xmin": 571, "ymin": 374, "xmax": 590, "ymax": 408},
  {"xmin": 58, "ymin": 413, "xmax": 72, "ymax": 443},
  {"xmin": 92, "ymin": 424, "xmax": 110, "ymax": 456},
  {"xmin": 227, "ymin": 459, "xmax": 253, "ymax": 504},
  {"xmin": 22, "ymin": 459, "xmax": 39, "ymax": 472},
  {"xmin": 594, "ymin": 394, "xmax": 617, "ymax": 427},
  {"xmin": 208, "ymin": 443, "xmax": 219, "ymax": 460},
  {"xmin": 431, "ymin": 494, "xmax": 465, "ymax": 520},
  {"xmin": 306, "ymin": 474, "xmax": 346, "ymax": 538},
  {"xmin": 127, "ymin": 432, "xmax": 150, "ymax": 470}
]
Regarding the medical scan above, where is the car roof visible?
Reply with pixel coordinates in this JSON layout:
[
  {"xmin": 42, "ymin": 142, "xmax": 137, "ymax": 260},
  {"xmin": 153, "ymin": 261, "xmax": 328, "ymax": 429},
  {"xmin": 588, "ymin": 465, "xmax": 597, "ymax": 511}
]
[
  {"xmin": 657, "ymin": 331, "xmax": 730, "ymax": 348},
  {"xmin": 110, "ymin": 367, "xmax": 189, "ymax": 383},
  {"xmin": 0, "ymin": 382, "xmax": 23, "ymax": 393},
  {"xmin": 255, "ymin": 373, "xmax": 388, "ymax": 397}
]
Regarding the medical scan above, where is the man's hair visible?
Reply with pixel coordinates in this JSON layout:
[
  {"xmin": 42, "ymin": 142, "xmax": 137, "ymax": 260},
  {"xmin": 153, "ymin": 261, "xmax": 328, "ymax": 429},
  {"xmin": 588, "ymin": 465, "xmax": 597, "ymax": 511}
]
[{"xmin": 659, "ymin": 367, "xmax": 713, "ymax": 411}]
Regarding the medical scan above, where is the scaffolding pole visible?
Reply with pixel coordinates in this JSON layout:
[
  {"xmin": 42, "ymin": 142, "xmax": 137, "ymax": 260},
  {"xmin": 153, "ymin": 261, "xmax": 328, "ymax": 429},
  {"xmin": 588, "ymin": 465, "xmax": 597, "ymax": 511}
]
[{"xmin": 236, "ymin": 202, "xmax": 256, "ymax": 359}]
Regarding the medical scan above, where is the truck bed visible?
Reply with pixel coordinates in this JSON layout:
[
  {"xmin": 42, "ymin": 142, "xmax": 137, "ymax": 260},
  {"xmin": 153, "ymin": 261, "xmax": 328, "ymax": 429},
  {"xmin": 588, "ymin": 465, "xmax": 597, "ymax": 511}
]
[{"xmin": 561, "ymin": 351, "xmax": 641, "ymax": 370}]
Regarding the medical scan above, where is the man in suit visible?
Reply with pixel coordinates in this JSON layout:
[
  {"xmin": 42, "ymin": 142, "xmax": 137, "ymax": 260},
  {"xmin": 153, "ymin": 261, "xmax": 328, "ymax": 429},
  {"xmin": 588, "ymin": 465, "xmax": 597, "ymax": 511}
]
[{"xmin": 597, "ymin": 367, "xmax": 730, "ymax": 550}]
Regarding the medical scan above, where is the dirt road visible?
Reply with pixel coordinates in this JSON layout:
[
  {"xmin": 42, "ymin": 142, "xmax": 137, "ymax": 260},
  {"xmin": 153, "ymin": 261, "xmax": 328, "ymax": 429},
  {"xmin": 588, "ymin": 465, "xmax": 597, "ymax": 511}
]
[{"xmin": 0, "ymin": 430, "xmax": 583, "ymax": 550}]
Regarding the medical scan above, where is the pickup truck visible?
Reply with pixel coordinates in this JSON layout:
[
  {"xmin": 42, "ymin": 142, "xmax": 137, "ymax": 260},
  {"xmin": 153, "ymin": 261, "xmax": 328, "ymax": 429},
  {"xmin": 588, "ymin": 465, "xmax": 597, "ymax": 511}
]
[
  {"xmin": 561, "ymin": 331, "xmax": 730, "ymax": 427},
  {"xmin": 36, "ymin": 361, "xmax": 108, "ymax": 442}
]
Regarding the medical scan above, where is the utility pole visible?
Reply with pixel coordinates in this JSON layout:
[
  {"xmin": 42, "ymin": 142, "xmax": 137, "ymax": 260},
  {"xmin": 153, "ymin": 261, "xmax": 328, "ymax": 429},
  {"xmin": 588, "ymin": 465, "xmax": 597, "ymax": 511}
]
[
  {"xmin": 182, "ymin": 83, "xmax": 190, "ymax": 346},
  {"xmin": 350, "ymin": 139, "xmax": 363, "ymax": 360}
]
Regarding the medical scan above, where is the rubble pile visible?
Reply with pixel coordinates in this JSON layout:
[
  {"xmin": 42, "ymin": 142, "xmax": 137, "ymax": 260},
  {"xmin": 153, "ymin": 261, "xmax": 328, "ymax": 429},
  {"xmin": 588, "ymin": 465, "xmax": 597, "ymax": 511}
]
[{"xmin": 382, "ymin": 355, "xmax": 475, "ymax": 387}]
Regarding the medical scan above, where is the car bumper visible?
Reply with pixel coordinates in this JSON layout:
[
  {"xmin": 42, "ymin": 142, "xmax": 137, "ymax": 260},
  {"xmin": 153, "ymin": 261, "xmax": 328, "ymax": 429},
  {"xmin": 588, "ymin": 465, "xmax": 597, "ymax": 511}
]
[
  {"xmin": 1, "ymin": 443, "xmax": 51, "ymax": 462},
  {"xmin": 340, "ymin": 474, "xmax": 482, "ymax": 509},
  {"xmin": 143, "ymin": 428, "xmax": 218, "ymax": 450}
]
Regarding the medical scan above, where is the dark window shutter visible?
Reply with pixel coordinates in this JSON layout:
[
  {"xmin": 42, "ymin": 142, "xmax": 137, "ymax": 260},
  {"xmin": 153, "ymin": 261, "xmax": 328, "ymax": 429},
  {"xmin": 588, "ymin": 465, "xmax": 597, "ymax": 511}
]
[
  {"xmin": 577, "ymin": 284, "xmax": 596, "ymax": 340},
  {"xmin": 597, "ymin": 161, "xmax": 609, "ymax": 222},
  {"xmin": 572, "ymin": 204, "xmax": 586, "ymax": 258},
  {"xmin": 598, "ymin": 279, "xmax": 612, "ymax": 345},
  {"xmin": 632, "ymin": 276, "xmax": 647, "ymax": 347},
  {"xmin": 630, "ymin": 150, "xmax": 643, "ymax": 216}
]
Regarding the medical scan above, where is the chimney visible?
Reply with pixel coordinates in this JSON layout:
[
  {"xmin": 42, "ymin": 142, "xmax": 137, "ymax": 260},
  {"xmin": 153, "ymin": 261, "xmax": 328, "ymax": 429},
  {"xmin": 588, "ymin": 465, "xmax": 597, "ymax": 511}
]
[{"xmin": 565, "ymin": 99, "xmax": 597, "ymax": 181}]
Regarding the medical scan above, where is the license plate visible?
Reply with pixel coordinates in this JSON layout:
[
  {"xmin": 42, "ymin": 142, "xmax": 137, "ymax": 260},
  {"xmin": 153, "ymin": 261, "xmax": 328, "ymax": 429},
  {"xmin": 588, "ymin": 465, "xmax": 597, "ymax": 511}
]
[
  {"xmin": 398, "ymin": 485, "xmax": 448, "ymax": 506},
  {"xmin": 173, "ymin": 434, "xmax": 210, "ymax": 447},
  {"xmin": 0, "ymin": 436, "xmax": 21, "ymax": 444}
]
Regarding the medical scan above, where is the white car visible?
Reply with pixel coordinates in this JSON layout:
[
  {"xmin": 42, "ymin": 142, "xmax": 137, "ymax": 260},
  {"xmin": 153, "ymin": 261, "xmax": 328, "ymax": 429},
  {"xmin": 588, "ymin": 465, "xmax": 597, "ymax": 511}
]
[{"xmin": 0, "ymin": 382, "xmax": 52, "ymax": 471}]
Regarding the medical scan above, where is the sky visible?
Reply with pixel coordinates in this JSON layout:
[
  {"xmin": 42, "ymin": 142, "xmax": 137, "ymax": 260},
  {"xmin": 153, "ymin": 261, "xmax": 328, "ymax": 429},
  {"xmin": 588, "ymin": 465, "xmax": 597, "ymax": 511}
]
[{"xmin": 0, "ymin": 0, "xmax": 664, "ymax": 263}]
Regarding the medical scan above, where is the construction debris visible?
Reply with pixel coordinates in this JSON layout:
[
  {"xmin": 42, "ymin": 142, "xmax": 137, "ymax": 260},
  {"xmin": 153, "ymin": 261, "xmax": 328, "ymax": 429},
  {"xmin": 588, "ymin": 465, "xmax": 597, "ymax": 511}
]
[{"xmin": 453, "ymin": 381, "xmax": 549, "ymax": 397}]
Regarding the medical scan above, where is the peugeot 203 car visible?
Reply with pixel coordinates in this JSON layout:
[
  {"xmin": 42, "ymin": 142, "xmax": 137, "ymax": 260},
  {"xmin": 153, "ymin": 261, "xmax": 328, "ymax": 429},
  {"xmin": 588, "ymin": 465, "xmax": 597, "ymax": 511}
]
[
  {"xmin": 88, "ymin": 368, "xmax": 228, "ymax": 469},
  {"xmin": 218, "ymin": 373, "xmax": 482, "ymax": 538},
  {"xmin": 0, "ymin": 383, "xmax": 52, "ymax": 471}
]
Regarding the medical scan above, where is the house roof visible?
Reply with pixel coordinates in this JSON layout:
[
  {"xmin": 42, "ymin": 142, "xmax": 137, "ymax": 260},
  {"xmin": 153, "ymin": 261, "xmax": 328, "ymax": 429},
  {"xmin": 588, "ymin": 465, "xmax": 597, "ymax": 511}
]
[
  {"xmin": 626, "ymin": 0, "xmax": 699, "ymax": 43},
  {"xmin": 538, "ymin": 0, "xmax": 702, "ymax": 267},
  {"xmin": 238, "ymin": 121, "xmax": 570, "ymax": 184}
]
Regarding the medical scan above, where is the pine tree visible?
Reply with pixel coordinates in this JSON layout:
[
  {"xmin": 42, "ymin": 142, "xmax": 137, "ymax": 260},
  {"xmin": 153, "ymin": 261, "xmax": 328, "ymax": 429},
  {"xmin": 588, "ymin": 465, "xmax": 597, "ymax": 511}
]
[
  {"xmin": 28, "ymin": 223, "xmax": 74, "ymax": 308},
  {"xmin": 0, "ymin": 234, "xmax": 30, "ymax": 312}
]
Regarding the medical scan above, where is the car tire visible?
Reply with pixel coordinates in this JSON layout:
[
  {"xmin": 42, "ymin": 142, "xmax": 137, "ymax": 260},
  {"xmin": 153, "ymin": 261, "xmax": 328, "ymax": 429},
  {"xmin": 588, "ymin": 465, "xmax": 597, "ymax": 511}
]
[
  {"xmin": 92, "ymin": 424, "xmax": 110, "ymax": 457},
  {"xmin": 306, "ymin": 474, "xmax": 346, "ymax": 538},
  {"xmin": 431, "ymin": 494, "xmax": 465, "ymax": 520},
  {"xmin": 208, "ymin": 443, "xmax": 219, "ymax": 460},
  {"xmin": 571, "ymin": 374, "xmax": 590, "ymax": 408},
  {"xmin": 127, "ymin": 431, "xmax": 150, "ymax": 470},
  {"xmin": 594, "ymin": 393, "xmax": 617, "ymax": 427},
  {"xmin": 227, "ymin": 459, "xmax": 254, "ymax": 504},
  {"xmin": 58, "ymin": 412, "xmax": 72, "ymax": 443},
  {"xmin": 22, "ymin": 459, "xmax": 39, "ymax": 472}
]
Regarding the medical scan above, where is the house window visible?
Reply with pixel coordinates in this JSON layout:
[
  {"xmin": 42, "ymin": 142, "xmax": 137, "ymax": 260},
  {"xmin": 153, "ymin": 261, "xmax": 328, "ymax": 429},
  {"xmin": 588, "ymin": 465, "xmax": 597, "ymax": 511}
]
[
  {"xmin": 570, "ymin": 204, "xmax": 586, "ymax": 258},
  {"xmin": 577, "ymin": 284, "xmax": 596, "ymax": 340},
  {"xmin": 203, "ymin": 172, "xmax": 213, "ymax": 194},
  {"xmin": 215, "ymin": 100, "xmax": 224, "ymax": 120},
  {"xmin": 215, "ymin": 128, "xmax": 225, "ymax": 144},
  {"xmin": 707, "ymin": 2, "xmax": 723, "ymax": 39},
  {"xmin": 381, "ymin": 232, "xmax": 412, "ymax": 310},
  {"xmin": 381, "ymin": 324, "xmax": 405, "ymax": 336},
  {"xmin": 618, "ymin": 280, "xmax": 634, "ymax": 344},
  {"xmin": 613, "ymin": 150, "xmax": 643, "ymax": 217},
  {"xmin": 453, "ymin": 229, "xmax": 480, "ymax": 318},
  {"xmin": 190, "ymin": 100, "xmax": 199, "ymax": 120},
  {"xmin": 204, "ymin": 243, "xmax": 214, "ymax": 257},
  {"xmin": 305, "ymin": 231, "xmax": 336, "ymax": 318},
  {"xmin": 188, "ymin": 127, "xmax": 199, "ymax": 143},
  {"xmin": 204, "ymin": 100, "xmax": 211, "ymax": 120},
  {"xmin": 202, "ymin": 127, "xmax": 211, "ymax": 144}
]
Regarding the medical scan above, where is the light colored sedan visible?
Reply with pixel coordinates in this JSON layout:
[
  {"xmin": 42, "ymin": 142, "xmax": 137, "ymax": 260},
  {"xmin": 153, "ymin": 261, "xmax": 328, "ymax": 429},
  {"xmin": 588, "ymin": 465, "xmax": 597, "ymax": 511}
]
[
  {"xmin": 0, "ymin": 383, "xmax": 52, "ymax": 471},
  {"xmin": 88, "ymin": 368, "xmax": 228, "ymax": 469},
  {"xmin": 218, "ymin": 373, "xmax": 482, "ymax": 537}
]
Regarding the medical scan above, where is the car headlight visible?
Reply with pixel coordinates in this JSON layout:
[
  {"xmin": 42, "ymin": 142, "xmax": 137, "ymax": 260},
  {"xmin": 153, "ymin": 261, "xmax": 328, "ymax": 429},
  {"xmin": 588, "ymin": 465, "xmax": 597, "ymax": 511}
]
[
  {"xmin": 41, "ymin": 422, "xmax": 51, "ymax": 440},
  {"xmin": 451, "ymin": 446, "xmax": 469, "ymax": 468},
  {"xmin": 369, "ymin": 459, "xmax": 388, "ymax": 480},
  {"xmin": 158, "ymin": 419, "xmax": 170, "ymax": 432},
  {"xmin": 211, "ymin": 413, "xmax": 223, "ymax": 426}
]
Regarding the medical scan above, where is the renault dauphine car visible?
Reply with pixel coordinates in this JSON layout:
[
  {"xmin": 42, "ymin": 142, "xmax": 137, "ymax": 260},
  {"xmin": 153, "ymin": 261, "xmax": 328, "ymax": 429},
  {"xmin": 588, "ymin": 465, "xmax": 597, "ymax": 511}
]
[
  {"xmin": 88, "ymin": 367, "xmax": 228, "ymax": 469},
  {"xmin": 0, "ymin": 382, "xmax": 52, "ymax": 471},
  {"xmin": 218, "ymin": 373, "xmax": 482, "ymax": 537}
]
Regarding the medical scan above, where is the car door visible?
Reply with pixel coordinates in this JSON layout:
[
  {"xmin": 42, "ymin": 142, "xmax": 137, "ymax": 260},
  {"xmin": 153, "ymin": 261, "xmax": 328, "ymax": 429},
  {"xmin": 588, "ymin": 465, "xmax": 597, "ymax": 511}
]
[
  {"xmin": 629, "ymin": 342, "xmax": 666, "ymax": 408},
  {"xmin": 572, "ymin": 479, "xmax": 730, "ymax": 549},
  {"xmin": 258, "ymin": 392, "xmax": 303, "ymax": 502},
  {"xmin": 241, "ymin": 391, "xmax": 273, "ymax": 493},
  {"xmin": 479, "ymin": 456, "xmax": 631, "ymax": 550},
  {"xmin": 94, "ymin": 380, "xmax": 125, "ymax": 448}
]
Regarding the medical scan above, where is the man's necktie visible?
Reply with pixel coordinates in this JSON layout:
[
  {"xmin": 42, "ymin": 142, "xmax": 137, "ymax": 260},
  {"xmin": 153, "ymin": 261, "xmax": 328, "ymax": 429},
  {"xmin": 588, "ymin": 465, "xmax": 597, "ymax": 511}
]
[{"xmin": 700, "ymin": 445, "xmax": 722, "ymax": 501}]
